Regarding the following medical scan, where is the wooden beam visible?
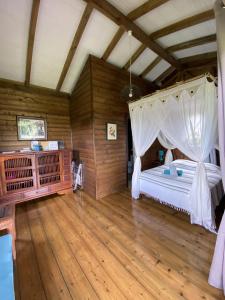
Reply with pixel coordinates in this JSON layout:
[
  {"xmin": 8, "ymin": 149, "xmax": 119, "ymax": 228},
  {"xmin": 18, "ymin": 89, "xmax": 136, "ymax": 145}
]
[
  {"xmin": 56, "ymin": 4, "xmax": 93, "ymax": 91},
  {"xmin": 125, "ymin": 9, "xmax": 215, "ymax": 70},
  {"xmin": 141, "ymin": 56, "xmax": 162, "ymax": 77},
  {"xmin": 183, "ymin": 61, "xmax": 217, "ymax": 72},
  {"xmin": 154, "ymin": 66, "xmax": 176, "ymax": 83},
  {"xmin": 140, "ymin": 34, "xmax": 216, "ymax": 78},
  {"xmin": 179, "ymin": 52, "xmax": 217, "ymax": 64},
  {"xmin": 127, "ymin": 0, "xmax": 169, "ymax": 20},
  {"xmin": 102, "ymin": 27, "xmax": 124, "ymax": 60},
  {"xmin": 151, "ymin": 10, "xmax": 214, "ymax": 40},
  {"xmin": 25, "ymin": 0, "xmax": 40, "ymax": 86},
  {"xmin": 161, "ymin": 71, "xmax": 178, "ymax": 88},
  {"xmin": 102, "ymin": 0, "xmax": 170, "ymax": 63},
  {"xmin": 166, "ymin": 34, "xmax": 216, "ymax": 53},
  {"xmin": 0, "ymin": 78, "xmax": 70, "ymax": 99},
  {"xmin": 123, "ymin": 45, "xmax": 146, "ymax": 70},
  {"xmin": 83, "ymin": 0, "xmax": 180, "ymax": 69}
]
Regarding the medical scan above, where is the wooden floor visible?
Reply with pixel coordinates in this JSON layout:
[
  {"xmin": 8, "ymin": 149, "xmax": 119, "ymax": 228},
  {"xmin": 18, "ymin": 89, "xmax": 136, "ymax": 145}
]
[{"xmin": 14, "ymin": 190, "xmax": 224, "ymax": 300}]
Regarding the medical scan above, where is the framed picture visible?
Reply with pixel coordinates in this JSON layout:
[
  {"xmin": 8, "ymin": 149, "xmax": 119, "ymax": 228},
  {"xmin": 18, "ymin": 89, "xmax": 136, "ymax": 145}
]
[
  {"xmin": 17, "ymin": 116, "xmax": 47, "ymax": 141},
  {"xmin": 106, "ymin": 123, "xmax": 117, "ymax": 140}
]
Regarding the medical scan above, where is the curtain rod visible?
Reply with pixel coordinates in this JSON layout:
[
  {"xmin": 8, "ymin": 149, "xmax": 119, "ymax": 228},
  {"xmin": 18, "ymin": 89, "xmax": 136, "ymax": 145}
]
[{"xmin": 127, "ymin": 73, "xmax": 216, "ymax": 105}]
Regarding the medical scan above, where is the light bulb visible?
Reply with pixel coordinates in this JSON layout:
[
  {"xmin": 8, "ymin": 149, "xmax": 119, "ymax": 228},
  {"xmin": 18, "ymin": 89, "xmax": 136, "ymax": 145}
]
[{"xmin": 129, "ymin": 92, "xmax": 133, "ymax": 98}]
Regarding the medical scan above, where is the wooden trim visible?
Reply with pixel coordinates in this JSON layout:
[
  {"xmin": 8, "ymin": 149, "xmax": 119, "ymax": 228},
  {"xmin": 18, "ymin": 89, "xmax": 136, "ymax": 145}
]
[
  {"xmin": 141, "ymin": 56, "xmax": 162, "ymax": 77},
  {"xmin": 127, "ymin": 0, "xmax": 169, "ymax": 21},
  {"xmin": 166, "ymin": 34, "xmax": 217, "ymax": 53},
  {"xmin": 56, "ymin": 4, "xmax": 93, "ymax": 91},
  {"xmin": 83, "ymin": 0, "xmax": 180, "ymax": 69},
  {"xmin": 25, "ymin": 0, "xmax": 40, "ymax": 86},
  {"xmin": 150, "ymin": 10, "xmax": 214, "ymax": 40},
  {"xmin": 0, "ymin": 78, "xmax": 70, "ymax": 99},
  {"xmin": 102, "ymin": 27, "xmax": 124, "ymax": 60},
  {"xmin": 154, "ymin": 66, "xmax": 176, "ymax": 83}
]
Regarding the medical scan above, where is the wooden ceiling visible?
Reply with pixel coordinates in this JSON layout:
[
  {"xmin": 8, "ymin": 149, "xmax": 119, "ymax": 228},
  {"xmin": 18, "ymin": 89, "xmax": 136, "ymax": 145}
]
[{"xmin": 0, "ymin": 0, "xmax": 217, "ymax": 96}]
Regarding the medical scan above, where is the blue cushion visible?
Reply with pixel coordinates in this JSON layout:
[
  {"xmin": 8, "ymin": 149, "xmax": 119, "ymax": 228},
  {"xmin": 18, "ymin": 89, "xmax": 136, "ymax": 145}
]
[
  {"xmin": 177, "ymin": 170, "xmax": 183, "ymax": 176},
  {"xmin": 163, "ymin": 169, "xmax": 183, "ymax": 176},
  {"xmin": 0, "ymin": 234, "xmax": 15, "ymax": 300},
  {"xmin": 163, "ymin": 169, "xmax": 170, "ymax": 175}
]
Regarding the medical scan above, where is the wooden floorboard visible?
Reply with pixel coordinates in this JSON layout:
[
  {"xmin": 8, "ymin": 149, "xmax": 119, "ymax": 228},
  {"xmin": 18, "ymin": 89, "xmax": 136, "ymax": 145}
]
[{"xmin": 15, "ymin": 190, "xmax": 224, "ymax": 300}]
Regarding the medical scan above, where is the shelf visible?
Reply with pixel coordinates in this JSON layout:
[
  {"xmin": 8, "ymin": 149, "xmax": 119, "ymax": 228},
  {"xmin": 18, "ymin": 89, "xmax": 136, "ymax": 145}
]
[
  {"xmin": 39, "ymin": 180, "xmax": 61, "ymax": 187},
  {"xmin": 5, "ymin": 176, "xmax": 34, "ymax": 183},
  {"xmin": 38, "ymin": 162, "xmax": 60, "ymax": 167},
  {"xmin": 5, "ymin": 166, "xmax": 34, "ymax": 171},
  {"xmin": 39, "ymin": 171, "xmax": 60, "ymax": 177}
]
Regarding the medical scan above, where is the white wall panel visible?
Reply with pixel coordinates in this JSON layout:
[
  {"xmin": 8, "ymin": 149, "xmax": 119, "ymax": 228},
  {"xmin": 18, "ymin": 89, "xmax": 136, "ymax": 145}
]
[
  {"xmin": 31, "ymin": 0, "xmax": 86, "ymax": 89},
  {"xmin": 0, "ymin": 0, "xmax": 32, "ymax": 82},
  {"xmin": 61, "ymin": 9, "xmax": 119, "ymax": 93}
]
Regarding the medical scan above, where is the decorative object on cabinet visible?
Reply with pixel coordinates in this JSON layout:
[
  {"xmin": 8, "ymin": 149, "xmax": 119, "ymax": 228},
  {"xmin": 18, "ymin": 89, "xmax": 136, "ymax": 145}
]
[
  {"xmin": 0, "ymin": 150, "xmax": 72, "ymax": 206},
  {"xmin": 17, "ymin": 116, "xmax": 47, "ymax": 140}
]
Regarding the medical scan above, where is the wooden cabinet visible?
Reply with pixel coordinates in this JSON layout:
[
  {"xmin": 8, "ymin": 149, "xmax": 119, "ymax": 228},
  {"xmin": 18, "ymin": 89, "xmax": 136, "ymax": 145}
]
[{"xmin": 0, "ymin": 150, "xmax": 72, "ymax": 206}]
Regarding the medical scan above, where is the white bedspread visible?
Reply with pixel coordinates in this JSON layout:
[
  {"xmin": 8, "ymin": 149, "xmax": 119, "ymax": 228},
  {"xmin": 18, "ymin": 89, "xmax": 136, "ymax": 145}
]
[{"xmin": 139, "ymin": 160, "xmax": 224, "ymax": 229}]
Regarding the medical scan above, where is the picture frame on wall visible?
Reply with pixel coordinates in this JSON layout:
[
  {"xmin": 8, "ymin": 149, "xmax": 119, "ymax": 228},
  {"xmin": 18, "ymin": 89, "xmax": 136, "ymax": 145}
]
[
  {"xmin": 17, "ymin": 116, "xmax": 47, "ymax": 141},
  {"xmin": 106, "ymin": 123, "xmax": 117, "ymax": 140}
]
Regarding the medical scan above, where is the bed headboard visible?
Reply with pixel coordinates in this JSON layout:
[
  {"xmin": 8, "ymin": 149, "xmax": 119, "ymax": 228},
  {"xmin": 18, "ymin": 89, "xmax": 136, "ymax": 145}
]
[{"xmin": 141, "ymin": 144, "xmax": 191, "ymax": 171}]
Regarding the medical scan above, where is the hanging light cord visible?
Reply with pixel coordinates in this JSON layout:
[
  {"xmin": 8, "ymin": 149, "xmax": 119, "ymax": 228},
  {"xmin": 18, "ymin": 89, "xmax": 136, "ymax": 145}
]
[{"xmin": 128, "ymin": 30, "xmax": 133, "ymax": 98}]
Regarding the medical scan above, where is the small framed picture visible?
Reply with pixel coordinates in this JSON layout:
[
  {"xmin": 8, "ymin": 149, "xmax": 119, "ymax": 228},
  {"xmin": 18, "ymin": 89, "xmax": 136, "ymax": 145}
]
[
  {"xmin": 17, "ymin": 116, "xmax": 47, "ymax": 141},
  {"xmin": 106, "ymin": 123, "xmax": 117, "ymax": 140}
]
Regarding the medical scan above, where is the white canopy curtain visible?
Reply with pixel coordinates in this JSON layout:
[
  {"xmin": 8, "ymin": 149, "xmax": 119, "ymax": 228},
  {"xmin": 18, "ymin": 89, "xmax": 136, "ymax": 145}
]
[
  {"xmin": 208, "ymin": 0, "xmax": 225, "ymax": 295},
  {"xmin": 129, "ymin": 75, "xmax": 218, "ymax": 231},
  {"xmin": 129, "ymin": 102, "xmax": 159, "ymax": 199},
  {"xmin": 157, "ymin": 131, "xmax": 175, "ymax": 164}
]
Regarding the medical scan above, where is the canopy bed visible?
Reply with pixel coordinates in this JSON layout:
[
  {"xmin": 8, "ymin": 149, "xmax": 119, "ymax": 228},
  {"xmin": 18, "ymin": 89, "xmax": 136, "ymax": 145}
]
[{"xmin": 129, "ymin": 74, "xmax": 224, "ymax": 233}]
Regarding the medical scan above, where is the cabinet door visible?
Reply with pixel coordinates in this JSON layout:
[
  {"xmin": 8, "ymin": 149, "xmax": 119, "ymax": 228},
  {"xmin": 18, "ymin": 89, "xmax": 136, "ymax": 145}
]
[
  {"xmin": 36, "ymin": 151, "xmax": 62, "ymax": 188},
  {"xmin": 1, "ymin": 155, "xmax": 36, "ymax": 195}
]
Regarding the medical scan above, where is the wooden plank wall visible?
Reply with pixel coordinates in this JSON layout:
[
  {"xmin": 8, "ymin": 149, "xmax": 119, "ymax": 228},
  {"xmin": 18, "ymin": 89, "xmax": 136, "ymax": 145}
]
[
  {"xmin": 0, "ymin": 87, "xmax": 72, "ymax": 152},
  {"xmin": 91, "ymin": 56, "xmax": 152, "ymax": 199},
  {"xmin": 70, "ymin": 58, "xmax": 96, "ymax": 198}
]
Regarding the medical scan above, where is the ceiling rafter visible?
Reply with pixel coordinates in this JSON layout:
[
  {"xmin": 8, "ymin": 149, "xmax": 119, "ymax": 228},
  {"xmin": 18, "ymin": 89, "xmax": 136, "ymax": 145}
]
[
  {"xmin": 179, "ymin": 51, "xmax": 217, "ymax": 64},
  {"xmin": 83, "ymin": 0, "xmax": 180, "ymax": 69},
  {"xmin": 154, "ymin": 66, "xmax": 176, "ymax": 83},
  {"xmin": 101, "ymin": 0, "xmax": 169, "ymax": 60},
  {"xmin": 184, "ymin": 61, "xmax": 217, "ymax": 72},
  {"xmin": 128, "ymin": 0, "xmax": 169, "ymax": 20},
  {"xmin": 151, "ymin": 9, "xmax": 214, "ymax": 40},
  {"xmin": 141, "ymin": 56, "xmax": 162, "ymax": 77},
  {"xmin": 153, "ymin": 51, "xmax": 217, "ymax": 85},
  {"xmin": 25, "ymin": 0, "xmax": 40, "ymax": 86},
  {"xmin": 141, "ymin": 34, "xmax": 217, "ymax": 78},
  {"xmin": 56, "ymin": 3, "xmax": 93, "ymax": 91},
  {"xmin": 166, "ymin": 34, "xmax": 216, "ymax": 53},
  {"xmin": 123, "ymin": 9, "xmax": 215, "ymax": 70},
  {"xmin": 102, "ymin": 27, "xmax": 124, "ymax": 60}
]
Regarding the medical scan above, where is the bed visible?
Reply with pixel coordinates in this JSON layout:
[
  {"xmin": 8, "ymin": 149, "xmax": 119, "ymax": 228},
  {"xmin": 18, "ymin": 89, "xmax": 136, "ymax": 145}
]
[{"xmin": 139, "ymin": 159, "xmax": 224, "ymax": 214}]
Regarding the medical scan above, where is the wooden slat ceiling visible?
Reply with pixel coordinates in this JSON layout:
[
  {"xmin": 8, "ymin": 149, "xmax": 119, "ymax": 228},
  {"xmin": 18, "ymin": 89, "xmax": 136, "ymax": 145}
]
[{"xmin": 0, "ymin": 0, "xmax": 217, "ymax": 95}]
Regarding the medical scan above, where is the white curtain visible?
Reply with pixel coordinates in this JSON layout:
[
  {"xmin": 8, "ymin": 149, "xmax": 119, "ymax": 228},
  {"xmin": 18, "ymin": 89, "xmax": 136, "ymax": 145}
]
[
  {"xmin": 129, "ymin": 102, "xmax": 159, "ymax": 199},
  {"xmin": 208, "ymin": 0, "xmax": 225, "ymax": 294},
  {"xmin": 129, "ymin": 76, "xmax": 218, "ymax": 231},
  {"xmin": 158, "ymin": 131, "xmax": 175, "ymax": 164},
  {"xmin": 159, "ymin": 82, "xmax": 218, "ymax": 231}
]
